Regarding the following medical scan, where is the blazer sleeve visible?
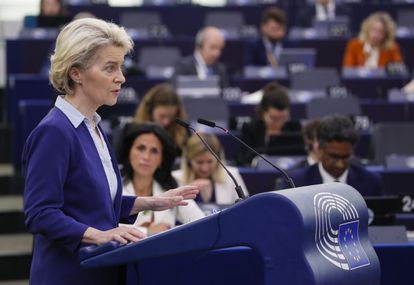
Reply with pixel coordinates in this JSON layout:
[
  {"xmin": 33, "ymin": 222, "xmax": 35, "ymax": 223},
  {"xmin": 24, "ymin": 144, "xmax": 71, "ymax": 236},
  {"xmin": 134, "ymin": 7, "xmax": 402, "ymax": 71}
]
[
  {"xmin": 389, "ymin": 42, "xmax": 403, "ymax": 63},
  {"xmin": 119, "ymin": 196, "xmax": 138, "ymax": 224},
  {"xmin": 23, "ymin": 125, "xmax": 89, "ymax": 253},
  {"xmin": 342, "ymin": 39, "xmax": 361, "ymax": 67}
]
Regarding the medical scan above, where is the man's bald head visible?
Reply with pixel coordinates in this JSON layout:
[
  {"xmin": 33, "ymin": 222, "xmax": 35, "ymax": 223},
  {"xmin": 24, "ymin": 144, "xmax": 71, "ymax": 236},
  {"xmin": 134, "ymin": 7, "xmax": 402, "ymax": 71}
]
[{"xmin": 195, "ymin": 26, "xmax": 225, "ymax": 66}]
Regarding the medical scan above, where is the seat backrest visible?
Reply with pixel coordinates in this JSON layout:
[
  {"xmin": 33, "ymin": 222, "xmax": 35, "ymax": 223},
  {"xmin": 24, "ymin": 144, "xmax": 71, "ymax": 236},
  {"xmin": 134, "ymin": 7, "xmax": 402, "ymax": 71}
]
[
  {"xmin": 138, "ymin": 46, "xmax": 181, "ymax": 69},
  {"xmin": 371, "ymin": 122, "xmax": 414, "ymax": 164},
  {"xmin": 385, "ymin": 154, "xmax": 414, "ymax": 170},
  {"xmin": 279, "ymin": 48, "xmax": 317, "ymax": 69},
  {"xmin": 181, "ymin": 97, "xmax": 229, "ymax": 129},
  {"xmin": 204, "ymin": 11, "xmax": 244, "ymax": 30},
  {"xmin": 306, "ymin": 97, "xmax": 361, "ymax": 119},
  {"xmin": 397, "ymin": 9, "xmax": 414, "ymax": 28},
  {"xmin": 119, "ymin": 12, "xmax": 162, "ymax": 29},
  {"xmin": 290, "ymin": 68, "xmax": 339, "ymax": 90}
]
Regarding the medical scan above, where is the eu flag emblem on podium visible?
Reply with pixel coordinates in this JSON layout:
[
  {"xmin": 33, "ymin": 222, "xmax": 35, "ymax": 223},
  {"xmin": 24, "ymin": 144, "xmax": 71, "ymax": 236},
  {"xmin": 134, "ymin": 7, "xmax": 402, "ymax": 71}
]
[{"xmin": 338, "ymin": 221, "xmax": 370, "ymax": 270}]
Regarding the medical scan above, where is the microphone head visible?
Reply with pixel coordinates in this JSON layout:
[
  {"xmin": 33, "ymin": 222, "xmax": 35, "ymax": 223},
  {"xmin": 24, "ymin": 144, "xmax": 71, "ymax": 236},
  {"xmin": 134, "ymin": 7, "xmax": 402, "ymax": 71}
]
[
  {"xmin": 197, "ymin": 118, "xmax": 216, "ymax": 128},
  {"xmin": 175, "ymin": 118, "xmax": 190, "ymax": 129}
]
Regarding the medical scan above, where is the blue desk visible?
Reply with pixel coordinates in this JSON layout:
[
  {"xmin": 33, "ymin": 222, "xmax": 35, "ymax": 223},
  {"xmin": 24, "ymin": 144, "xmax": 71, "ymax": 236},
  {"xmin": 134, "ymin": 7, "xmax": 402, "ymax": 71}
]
[
  {"xmin": 238, "ymin": 167, "xmax": 414, "ymax": 197},
  {"xmin": 373, "ymin": 243, "xmax": 414, "ymax": 285}
]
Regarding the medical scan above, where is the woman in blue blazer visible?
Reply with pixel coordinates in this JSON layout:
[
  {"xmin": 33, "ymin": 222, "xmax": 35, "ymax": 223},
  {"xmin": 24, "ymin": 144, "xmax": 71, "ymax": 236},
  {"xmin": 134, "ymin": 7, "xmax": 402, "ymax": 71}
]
[{"xmin": 22, "ymin": 18, "xmax": 198, "ymax": 285}]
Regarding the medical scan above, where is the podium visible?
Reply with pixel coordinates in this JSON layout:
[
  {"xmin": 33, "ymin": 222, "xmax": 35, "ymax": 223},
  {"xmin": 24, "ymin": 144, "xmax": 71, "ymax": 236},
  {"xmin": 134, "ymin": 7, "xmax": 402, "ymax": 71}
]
[{"xmin": 80, "ymin": 183, "xmax": 380, "ymax": 285}]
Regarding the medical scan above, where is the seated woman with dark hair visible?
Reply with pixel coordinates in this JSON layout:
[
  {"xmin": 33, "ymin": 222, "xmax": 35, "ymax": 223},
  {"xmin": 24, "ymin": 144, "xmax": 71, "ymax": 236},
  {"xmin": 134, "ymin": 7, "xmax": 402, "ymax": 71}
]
[
  {"xmin": 237, "ymin": 82, "xmax": 302, "ymax": 166},
  {"xmin": 118, "ymin": 123, "xmax": 205, "ymax": 235}
]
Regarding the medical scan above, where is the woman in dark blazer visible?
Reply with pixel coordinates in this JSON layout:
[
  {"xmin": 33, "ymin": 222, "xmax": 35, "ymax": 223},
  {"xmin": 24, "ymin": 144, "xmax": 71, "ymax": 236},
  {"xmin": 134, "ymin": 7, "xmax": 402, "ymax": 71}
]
[{"xmin": 22, "ymin": 18, "xmax": 198, "ymax": 285}]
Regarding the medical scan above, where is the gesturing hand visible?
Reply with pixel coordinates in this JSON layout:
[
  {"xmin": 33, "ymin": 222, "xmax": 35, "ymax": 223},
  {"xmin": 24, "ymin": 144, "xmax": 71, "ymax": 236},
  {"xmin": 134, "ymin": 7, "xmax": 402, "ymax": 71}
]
[
  {"xmin": 160, "ymin": 185, "xmax": 199, "ymax": 201},
  {"xmin": 132, "ymin": 185, "xmax": 199, "ymax": 213}
]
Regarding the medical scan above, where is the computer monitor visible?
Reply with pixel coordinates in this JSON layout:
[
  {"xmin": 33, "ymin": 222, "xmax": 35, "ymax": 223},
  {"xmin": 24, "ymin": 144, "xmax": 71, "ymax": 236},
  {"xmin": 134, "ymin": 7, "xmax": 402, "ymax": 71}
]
[
  {"xmin": 37, "ymin": 15, "xmax": 72, "ymax": 28},
  {"xmin": 257, "ymin": 132, "xmax": 306, "ymax": 156},
  {"xmin": 364, "ymin": 196, "xmax": 401, "ymax": 225},
  {"xmin": 279, "ymin": 48, "xmax": 316, "ymax": 69}
]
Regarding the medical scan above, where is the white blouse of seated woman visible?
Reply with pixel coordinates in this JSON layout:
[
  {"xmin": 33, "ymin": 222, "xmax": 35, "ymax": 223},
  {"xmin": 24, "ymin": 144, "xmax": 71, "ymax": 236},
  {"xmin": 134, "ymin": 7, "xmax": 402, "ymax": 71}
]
[
  {"xmin": 119, "ymin": 123, "xmax": 205, "ymax": 235},
  {"xmin": 173, "ymin": 133, "xmax": 249, "ymax": 214}
]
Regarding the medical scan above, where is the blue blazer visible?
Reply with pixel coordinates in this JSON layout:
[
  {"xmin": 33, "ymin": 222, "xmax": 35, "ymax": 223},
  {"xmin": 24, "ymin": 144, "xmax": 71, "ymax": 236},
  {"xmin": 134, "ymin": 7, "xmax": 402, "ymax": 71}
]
[
  {"xmin": 23, "ymin": 108, "xmax": 136, "ymax": 285},
  {"xmin": 284, "ymin": 164, "xmax": 384, "ymax": 197}
]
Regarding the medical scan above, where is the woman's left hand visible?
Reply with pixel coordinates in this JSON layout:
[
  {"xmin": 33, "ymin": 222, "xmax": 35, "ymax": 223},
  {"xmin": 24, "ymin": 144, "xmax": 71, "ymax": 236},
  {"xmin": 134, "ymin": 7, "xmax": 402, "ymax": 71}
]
[{"xmin": 160, "ymin": 185, "xmax": 199, "ymax": 201}]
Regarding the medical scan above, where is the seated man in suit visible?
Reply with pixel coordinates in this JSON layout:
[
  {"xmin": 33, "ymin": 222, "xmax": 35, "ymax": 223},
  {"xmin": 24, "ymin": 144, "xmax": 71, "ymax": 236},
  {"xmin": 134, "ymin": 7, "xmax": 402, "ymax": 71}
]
[
  {"xmin": 295, "ymin": 0, "xmax": 352, "ymax": 28},
  {"xmin": 172, "ymin": 26, "xmax": 229, "ymax": 89},
  {"xmin": 281, "ymin": 115, "xmax": 384, "ymax": 196},
  {"xmin": 245, "ymin": 7, "xmax": 287, "ymax": 67}
]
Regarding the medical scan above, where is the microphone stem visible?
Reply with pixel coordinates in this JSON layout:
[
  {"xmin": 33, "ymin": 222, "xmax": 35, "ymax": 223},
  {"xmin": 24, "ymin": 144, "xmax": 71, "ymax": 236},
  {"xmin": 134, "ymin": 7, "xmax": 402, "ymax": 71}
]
[
  {"xmin": 192, "ymin": 129, "xmax": 246, "ymax": 200},
  {"xmin": 216, "ymin": 125, "xmax": 296, "ymax": 189}
]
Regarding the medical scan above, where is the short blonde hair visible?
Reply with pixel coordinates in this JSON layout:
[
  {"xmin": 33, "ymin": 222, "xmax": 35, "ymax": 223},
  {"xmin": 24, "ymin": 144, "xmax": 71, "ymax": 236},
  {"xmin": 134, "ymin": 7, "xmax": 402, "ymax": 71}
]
[
  {"xmin": 358, "ymin": 12, "xmax": 396, "ymax": 50},
  {"xmin": 181, "ymin": 133, "xmax": 226, "ymax": 184},
  {"xmin": 50, "ymin": 18, "xmax": 133, "ymax": 95}
]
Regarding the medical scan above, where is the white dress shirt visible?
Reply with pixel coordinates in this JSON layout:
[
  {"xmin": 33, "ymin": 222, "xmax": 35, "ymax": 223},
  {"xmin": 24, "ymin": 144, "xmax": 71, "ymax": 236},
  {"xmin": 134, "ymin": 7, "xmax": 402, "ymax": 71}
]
[
  {"xmin": 363, "ymin": 43, "xmax": 380, "ymax": 69},
  {"xmin": 318, "ymin": 162, "xmax": 348, "ymax": 184},
  {"xmin": 316, "ymin": 2, "xmax": 336, "ymax": 21}
]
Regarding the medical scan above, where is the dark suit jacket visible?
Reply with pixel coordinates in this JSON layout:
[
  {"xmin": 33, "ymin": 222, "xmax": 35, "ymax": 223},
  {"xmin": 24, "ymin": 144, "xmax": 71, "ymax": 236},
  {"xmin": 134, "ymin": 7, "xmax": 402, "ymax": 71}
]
[
  {"xmin": 245, "ymin": 38, "xmax": 286, "ymax": 67},
  {"xmin": 295, "ymin": 4, "xmax": 353, "ymax": 28},
  {"xmin": 23, "ymin": 108, "xmax": 136, "ymax": 285},
  {"xmin": 245, "ymin": 38, "xmax": 268, "ymax": 66},
  {"xmin": 282, "ymin": 163, "xmax": 384, "ymax": 197},
  {"xmin": 172, "ymin": 55, "xmax": 229, "ymax": 89},
  {"xmin": 236, "ymin": 119, "xmax": 303, "ymax": 166}
]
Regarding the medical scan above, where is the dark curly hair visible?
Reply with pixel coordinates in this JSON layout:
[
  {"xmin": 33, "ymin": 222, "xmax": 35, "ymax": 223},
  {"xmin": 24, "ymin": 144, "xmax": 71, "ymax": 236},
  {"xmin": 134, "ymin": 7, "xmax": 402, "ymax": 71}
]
[
  {"xmin": 117, "ymin": 122, "xmax": 178, "ymax": 190},
  {"xmin": 317, "ymin": 115, "xmax": 359, "ymax": 148},
  {"xmin": 256, "ymin": 81, "xmax": 290, "ymax": 119}
]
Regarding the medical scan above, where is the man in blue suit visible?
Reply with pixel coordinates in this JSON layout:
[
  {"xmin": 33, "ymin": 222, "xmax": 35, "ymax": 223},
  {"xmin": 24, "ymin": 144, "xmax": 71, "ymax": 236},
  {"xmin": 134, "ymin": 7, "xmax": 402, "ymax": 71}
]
[
  {"xmin": 282, "ymin": 115, "xmax": 384, "ymax": 196},
  {"xmin": 245, "ymin": 7, "xmax": 287, "ymax": 67}
]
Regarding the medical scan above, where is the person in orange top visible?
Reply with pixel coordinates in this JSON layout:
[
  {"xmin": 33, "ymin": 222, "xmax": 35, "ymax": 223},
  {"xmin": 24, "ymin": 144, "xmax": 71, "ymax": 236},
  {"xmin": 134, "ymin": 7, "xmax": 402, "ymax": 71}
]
[{"xmin": 342, "ymin": 12, "xmax": 402, "ymax": 68}]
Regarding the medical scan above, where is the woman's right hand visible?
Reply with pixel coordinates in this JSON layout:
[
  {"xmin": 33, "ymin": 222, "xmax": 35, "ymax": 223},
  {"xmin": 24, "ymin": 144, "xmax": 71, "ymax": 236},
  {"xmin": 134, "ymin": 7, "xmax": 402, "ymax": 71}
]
[
  {"xmin": 191, "ymin": 179, "xmax": 213, "ymax": 203},
  {"xmin": 191, "ymin": 179, "xmax": 212, "ymax": 193},
  {"xmin": 82, "ymin": 226, "xmax": 147, "ymax": 245}
]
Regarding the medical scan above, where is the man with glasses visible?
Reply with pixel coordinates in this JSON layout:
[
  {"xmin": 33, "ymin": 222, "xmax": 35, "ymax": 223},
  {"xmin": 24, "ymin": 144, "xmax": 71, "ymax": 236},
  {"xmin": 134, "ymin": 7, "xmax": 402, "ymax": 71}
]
[{"xmin": 282, "ymin": 115, "xmax": 384, "ymax": 196}]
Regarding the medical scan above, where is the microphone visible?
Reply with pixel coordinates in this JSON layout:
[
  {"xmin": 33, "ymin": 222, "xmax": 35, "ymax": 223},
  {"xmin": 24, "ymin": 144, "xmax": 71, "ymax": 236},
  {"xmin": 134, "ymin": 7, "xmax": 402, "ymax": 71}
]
[
  {"xmin": 175, "ymin": 118, "xmax": 246, "ymax": 202},
  {"xmin": 197, "ymin": 118, "xmax": 296, "ymax": 189}
]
